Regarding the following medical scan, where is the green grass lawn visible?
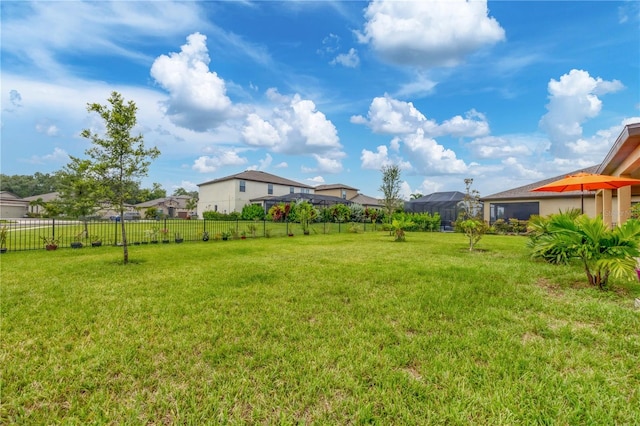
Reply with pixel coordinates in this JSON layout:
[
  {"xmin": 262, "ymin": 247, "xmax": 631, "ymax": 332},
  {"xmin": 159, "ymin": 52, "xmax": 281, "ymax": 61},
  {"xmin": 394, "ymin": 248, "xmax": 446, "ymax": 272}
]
[{"xmin": 2, "ymin": 232, "xmax": 639, "ymax": 424}]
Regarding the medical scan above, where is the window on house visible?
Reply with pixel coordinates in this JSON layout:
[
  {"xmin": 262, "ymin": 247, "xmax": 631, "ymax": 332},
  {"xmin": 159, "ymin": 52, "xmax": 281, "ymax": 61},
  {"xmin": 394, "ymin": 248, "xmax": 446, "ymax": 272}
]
[
  {"xmin": 268, "ymin": 184, "xmax": 273, "ymax": 195},
  {"xmin": 240, "ymin": 180, "xmax": 246, "ymax": 192},
  {"xmin": 342, "ymin": 189, "xmax": 347, "ymax": 199},
  {"xmin": 489, "ymin": 202, "xmax": 539, "ymax": 224},
  {"xmin": 290, "ymin": 186, "xmax": 295, "ymax": 194}
]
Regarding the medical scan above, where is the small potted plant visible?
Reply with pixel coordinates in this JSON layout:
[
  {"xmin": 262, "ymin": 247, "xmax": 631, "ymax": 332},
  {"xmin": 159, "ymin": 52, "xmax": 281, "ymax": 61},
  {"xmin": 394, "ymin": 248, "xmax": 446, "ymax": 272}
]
[
  {"xmin": 41, "ymin": 236, "xmax": 59, "ymax": 251},
  {"xmin": 247, "ymin": 222, "xmax": 258, "ymax": 238},
  {"xmin": 90, "ymin": 235, "xmax": 103, "ymax": 247},
  {"xmin": 202, "ymin": 231, "xmax": 210, "ymax": 241},
  {"xmin": 160, "ymin": 228, "xmax": 170, "ymax": 244},
  {"xmin": 221, "ymin": 230, "xmax": 231, "ymax": 241},
  {"xmin": 0, "ymin": 225, "xmax": 8, "ymax": 254},
  {"xmin": 175, "ymin": 232, "xmax": 184, "ymax": 243},
  {"xmin": 240, "ymin": 230, "xmax": 247, "ymax": 240},
  {"xmin": 71, "ymin": 232, "xmax": 83, "ymax": 249},
  {"xmin": 148, "ymin": 227, "xmax": 159, "ymax": 244}
]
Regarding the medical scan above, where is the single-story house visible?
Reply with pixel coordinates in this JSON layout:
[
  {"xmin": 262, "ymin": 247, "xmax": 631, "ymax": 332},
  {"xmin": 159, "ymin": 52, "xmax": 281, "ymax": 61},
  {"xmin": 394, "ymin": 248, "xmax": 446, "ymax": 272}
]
[
  {"xmin": 0, "ymin": 191, "xmax": 29, "ymax": 218},
  {"xmin": 135, "ymin": 195, "xmax": 193, "ymax": 219},
  {"xmin": 23, "ymin": 192, "xmax": 61, "ymax": 216},
  {"xmin": 349, "ymin": 193, "xmax": 383, "ymax": 209},
  {"xmin": 482, "ymin": 122, "xmax": 640, "ymax": 225}
]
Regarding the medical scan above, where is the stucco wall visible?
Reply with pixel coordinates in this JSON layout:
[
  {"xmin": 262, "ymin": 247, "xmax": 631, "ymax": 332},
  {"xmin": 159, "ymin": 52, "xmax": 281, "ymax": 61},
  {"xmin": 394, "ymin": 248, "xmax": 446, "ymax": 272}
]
[
  {"xmin": 315, "ymin": 188, "xmax": 358, "ymax": 200},
  {"xmin": 198, "ymin": 179, "xmax": 315, "ymax": 217}
]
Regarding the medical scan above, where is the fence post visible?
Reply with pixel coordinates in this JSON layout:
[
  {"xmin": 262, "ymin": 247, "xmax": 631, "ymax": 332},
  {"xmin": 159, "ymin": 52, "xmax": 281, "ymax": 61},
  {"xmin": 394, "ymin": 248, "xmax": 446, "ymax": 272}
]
[{"xmin": 52, "ymin": 218, "xmax": 56, "ymax": 240}]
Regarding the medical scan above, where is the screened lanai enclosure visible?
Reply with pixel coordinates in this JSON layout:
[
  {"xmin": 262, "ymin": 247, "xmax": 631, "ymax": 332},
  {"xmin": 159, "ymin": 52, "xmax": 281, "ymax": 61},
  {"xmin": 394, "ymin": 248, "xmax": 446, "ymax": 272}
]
[
  {"xmin": 252, "ymin": 192, "xmax": 352, "ymax": 214},
  {"xmin": 404, "ymin": 191, "xmax": 466, "ymax": 231}
]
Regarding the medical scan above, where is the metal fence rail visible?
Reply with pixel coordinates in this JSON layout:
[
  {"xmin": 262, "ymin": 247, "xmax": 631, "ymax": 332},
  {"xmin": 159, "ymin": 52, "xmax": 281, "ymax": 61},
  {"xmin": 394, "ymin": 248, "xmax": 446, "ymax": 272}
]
[{"xmin": 0, "ymin": 218, "xmax": 381, "ymax": 252}]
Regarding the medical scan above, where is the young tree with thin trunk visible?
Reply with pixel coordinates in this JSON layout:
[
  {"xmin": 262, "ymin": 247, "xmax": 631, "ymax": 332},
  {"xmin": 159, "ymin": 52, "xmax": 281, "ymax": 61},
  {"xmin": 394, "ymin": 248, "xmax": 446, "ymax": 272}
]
[
  {"xmin": 380, "ymin": 164, "xmax": 402, "ymax": 232},
  {"xmin": 80, "ymin": 91, "xmax": 160, "ymax": 264}
]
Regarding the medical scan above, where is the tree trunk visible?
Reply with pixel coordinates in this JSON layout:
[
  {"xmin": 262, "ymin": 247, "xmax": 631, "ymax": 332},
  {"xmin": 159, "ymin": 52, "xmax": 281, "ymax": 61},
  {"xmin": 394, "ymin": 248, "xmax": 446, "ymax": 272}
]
[{"xmin": 120, "ymin": 208, "xmax": 128, "ymax": 264}]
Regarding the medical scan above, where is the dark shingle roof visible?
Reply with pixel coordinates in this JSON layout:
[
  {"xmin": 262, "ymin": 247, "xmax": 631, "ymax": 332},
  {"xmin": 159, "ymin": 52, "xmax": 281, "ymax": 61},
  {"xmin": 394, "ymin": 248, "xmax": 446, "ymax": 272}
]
[
  {"xmin": 198, "ymin": 170, "xmax": 313, "ymax": 189},
  {"xmin": 481, "ymin": 165, "xmax": 600, "ymax": 201}
]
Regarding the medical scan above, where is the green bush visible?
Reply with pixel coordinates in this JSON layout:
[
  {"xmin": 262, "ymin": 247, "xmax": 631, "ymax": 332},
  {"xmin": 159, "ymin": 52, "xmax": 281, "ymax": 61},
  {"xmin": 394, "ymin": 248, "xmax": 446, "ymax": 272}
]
[{"xmin": 241, "ymin": 203, "xmax": 265, "ymax": 221}]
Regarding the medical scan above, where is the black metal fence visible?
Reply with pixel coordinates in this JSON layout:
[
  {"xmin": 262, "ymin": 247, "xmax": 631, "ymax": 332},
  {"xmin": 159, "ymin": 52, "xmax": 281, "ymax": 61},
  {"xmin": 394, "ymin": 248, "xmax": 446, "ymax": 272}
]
[{"xmin": 0, "ymin": 218, "xmax": 383, "ymax": 252}]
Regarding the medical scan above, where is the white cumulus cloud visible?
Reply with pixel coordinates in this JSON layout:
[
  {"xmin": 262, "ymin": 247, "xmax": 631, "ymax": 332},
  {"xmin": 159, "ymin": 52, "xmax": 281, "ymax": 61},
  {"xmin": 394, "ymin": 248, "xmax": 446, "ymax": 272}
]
[
  {"xmin": 539, "ymin": 69, "xmax": 624, "ymax": 157},
  {"xmin": 402, "ymin": 129, "xmax": 468, "ymax": 174},
  {"xmin": 26, "ymin": 147, "xmax": 68, "ymax": 165},
  {"xmin": 357, "ymin": 0, "xmax": 505, "ymax": 68},
  {"xmin": 331, "ymin": 48, "xmax": 360, "ymax": 68},
  {"xmin": 241, "ymin": 93, "xmax": 344, "ymax": 172},
  {"xmin": 352, "ymin": 95, "xmax": 489, "ymax": 138},
  {"xmin": 151, "ymin": 32, "xmax": 236, "ymax": 132},
  {"xmin": 192, "ymin": 148, "xmax": 247, "ymax": 173}
]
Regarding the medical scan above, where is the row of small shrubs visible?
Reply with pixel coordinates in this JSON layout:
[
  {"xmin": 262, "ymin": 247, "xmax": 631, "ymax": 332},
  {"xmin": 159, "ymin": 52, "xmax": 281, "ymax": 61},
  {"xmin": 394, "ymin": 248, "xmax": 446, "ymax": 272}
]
[{"xmin": 489, "ymin": 218, "xmax": 528, "ymax": 234}]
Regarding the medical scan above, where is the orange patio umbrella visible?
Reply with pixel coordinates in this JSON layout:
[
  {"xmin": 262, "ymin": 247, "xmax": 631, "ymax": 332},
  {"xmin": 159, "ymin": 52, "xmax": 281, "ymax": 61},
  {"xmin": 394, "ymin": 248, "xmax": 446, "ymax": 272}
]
[{"xmin": 530, "ymin": 172, "xmax": 640, "ymax": 213}]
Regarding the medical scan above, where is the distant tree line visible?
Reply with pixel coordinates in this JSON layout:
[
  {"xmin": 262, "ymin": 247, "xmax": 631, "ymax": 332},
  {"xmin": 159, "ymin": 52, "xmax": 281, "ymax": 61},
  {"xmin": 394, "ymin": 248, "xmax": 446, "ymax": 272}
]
[{"xmin": 1, "ymin": 172, "xmax": 175, "ymax": 205}]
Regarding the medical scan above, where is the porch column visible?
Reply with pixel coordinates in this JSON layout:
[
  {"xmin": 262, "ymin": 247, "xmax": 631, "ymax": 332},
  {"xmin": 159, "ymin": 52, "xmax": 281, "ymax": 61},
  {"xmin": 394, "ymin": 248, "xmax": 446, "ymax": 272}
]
[
  {"xmin": 617, "ymin": 185, "xmax": 631, "ymax": 225},
  {"xmin": 601, "ymin": 189, "xmax": 613, "ymax": 228}
]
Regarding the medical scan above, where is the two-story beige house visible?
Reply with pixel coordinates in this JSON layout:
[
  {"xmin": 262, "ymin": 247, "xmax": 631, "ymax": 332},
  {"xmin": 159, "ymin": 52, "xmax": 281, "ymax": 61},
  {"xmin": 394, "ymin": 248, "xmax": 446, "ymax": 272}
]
[{"xmin": 197, "ymin": 170, "xmax": 314, "ymax": 217}]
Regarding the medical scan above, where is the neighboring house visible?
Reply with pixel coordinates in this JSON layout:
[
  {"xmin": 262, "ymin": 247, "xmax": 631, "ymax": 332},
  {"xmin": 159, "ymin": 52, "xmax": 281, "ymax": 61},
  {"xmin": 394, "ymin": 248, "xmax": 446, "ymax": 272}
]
[
  {"xmin": 136, "ymin": 195, "xmax": 192, "ymax": 219},
  {"xmin": 349, "ymin": 193, "xmax": 383, "ymax": 209},
  {"xmin": 197, "ymin": 170, "xmax": 314, "ymax": 217},
  {"xmin": 315, "ymin": 183, "xmax": 382, "ymax": 208},
  {"xmin": 482, "ymin": 122, "xmax": 640, "ymax": 225},
  {"xmin": 23, "ymin": 192, "xmax": 60, "ymax": 216},
  {"xmin": 481, "ymin": 166, "xmax": 600, "ymax": 223},
  {"xmin": 0, "ymin": 191, "xmax": 29, "ymax": 218},
  {"xmin": 315, "ymin": 183, "xmax": 359, "ymax": 201}
]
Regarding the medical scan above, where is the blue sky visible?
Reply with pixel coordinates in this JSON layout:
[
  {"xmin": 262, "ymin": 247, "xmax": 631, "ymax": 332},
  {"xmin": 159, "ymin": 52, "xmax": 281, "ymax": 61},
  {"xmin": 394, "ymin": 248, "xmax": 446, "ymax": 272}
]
[{"xmin": 1, "ymin": 1, "xmax": 639, "ymax": 199}]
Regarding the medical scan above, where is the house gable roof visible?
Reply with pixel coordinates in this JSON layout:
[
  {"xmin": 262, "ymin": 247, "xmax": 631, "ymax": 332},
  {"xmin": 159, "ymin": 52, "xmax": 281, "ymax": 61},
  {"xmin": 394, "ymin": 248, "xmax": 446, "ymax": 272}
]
[
  {"xmin": 198, "ymin": 170, "xmax": 313, "ymax": 189},
  {"xmin": 349, "ymin": 193, "xmax": 382, "ymax": 206},
  {"xmin": 597, "ymin": 122, "xmax": 640, "ymax": 178},
  {"xmin": 23, "ymin": 192, "xmax": 60, "ymax": 202},
  {"xmin": 135, "ymin": 195, "xmax": 191, "ymax": 209},
  {"xmin": 315, "ymin": 183, "xmax": 359, "ymax": 191},
  {"xmin": 481, "ymin": 165, "xmax": 600, "ymax": 201},
  {"xmin": 0, "ymin": 191, "xmax": 24, "ymax": 201}
]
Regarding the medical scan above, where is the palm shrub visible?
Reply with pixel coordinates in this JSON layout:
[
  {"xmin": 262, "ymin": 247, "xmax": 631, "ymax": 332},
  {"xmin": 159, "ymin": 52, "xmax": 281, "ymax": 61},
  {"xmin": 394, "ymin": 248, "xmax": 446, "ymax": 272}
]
[
  {"xmin": 391, "ymin": 218, "xmax": 414, "ymax": 242},
  {"xmin": 528, "ymin": 210, "xmax": 640, "ymax": 289}
]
